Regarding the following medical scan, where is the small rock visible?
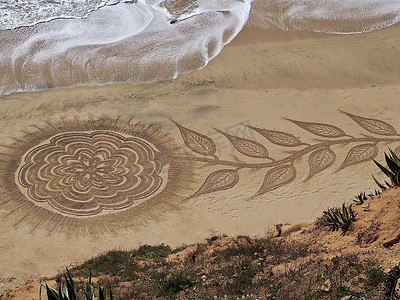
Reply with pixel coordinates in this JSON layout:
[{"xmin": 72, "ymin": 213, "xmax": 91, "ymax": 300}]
[
  {"xmin": 201, "ymin": 275, "xmax": 207, "ymax": 280},
  {"xmin": 340, "ymin": 296, "xmax": 352, "ymax": 300},
  {"xmin": 273, "ymin": 223, "xmax": 283, "ymax": 238},
  {"xmin": 383, "ymin": 236, "xmax": 399, "ymax": 247},
  {"xmin": 321, "ymin": 279, "xmax": 331, "ymax": 292}
]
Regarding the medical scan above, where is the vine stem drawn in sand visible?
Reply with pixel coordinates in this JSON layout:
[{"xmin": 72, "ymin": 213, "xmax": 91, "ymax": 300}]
[{"xmin": 171, "ymin": 111, "xmax": 400, "ymax": 199}]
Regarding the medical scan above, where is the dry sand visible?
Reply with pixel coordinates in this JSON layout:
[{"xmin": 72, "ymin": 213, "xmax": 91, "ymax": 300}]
[{"xmin": 1, "ymin": 24, "xmax": 400, "ymax": 294}]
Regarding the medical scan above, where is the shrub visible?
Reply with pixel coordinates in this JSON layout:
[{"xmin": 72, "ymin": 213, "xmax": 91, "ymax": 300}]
[
  {"xmin": 365, "ymin": 267, "xmax": 387, "ymax": 288},
  {"xmin": 162, "ymin": 273, "xmax": 195, "ymax": 297}
]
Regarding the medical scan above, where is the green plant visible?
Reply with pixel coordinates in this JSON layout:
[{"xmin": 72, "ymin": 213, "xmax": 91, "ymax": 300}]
[
  {"xmin": 321, "ymin": 203, "xmax": 357, "ymax": 236},
  {"xmin": 333, "ymin": 285, "xmax": 359, "ymax": 299},
  {"xmin": 267, "ymin": 282, "xmax": 283, "ymax": 296},
  {"xmin": 368, "ymin": 189, "xmax": 381, "ymax": 197},
  {"xmin": 353, "ymin": 192, "xmax": 367, "ymax": 205},
  {"xmin": 207, "ymin": 235, "xmax": 219, "ymax": 243},
  {"xmin": 331, "ymin": 256, "xmax": 341, "ymax": 270},
  {"xmin": 304, "ymin": 290, "xmax": 324, "ymax": 300},
  {"xmin": 365, "ymin": 267, "xmax": 387, "ymax": 288},
  {"xmin": 40, "ymin": 268, "xmax": 112, "ymax": 300},
  {"xmin": 162, "ymin": 273, "xmax": 195, "ymax": 297},
  {"xmin": 373, "ymin": 149, "xmax": 400, "ymax": 188}
]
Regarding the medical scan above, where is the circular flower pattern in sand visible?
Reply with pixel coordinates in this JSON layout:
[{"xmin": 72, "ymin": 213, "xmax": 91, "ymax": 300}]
[{"xmin": 18, "ymin": 131, "xmax": 164, "ymax": 216}]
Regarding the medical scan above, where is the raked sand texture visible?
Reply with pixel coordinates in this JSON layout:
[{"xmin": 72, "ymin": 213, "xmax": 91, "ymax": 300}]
[{"xmin": 1, "ymin": 25, "xmax": 400, "ymax": 293}]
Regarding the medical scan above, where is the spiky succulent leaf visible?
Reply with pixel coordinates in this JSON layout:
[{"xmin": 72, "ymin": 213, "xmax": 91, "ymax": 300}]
[
  {"xmin": 373, "ymin": 159, "xmax": 395, "ymax": 179},
  {"xmin": 334, "ymin": 211, "xmax": 344, "ymax": 224},
  {"xmin": 394, "ymin": 169, "xmax": 400, "ymax": 185},
  {"xmin": 351, "ymin": 209, "xmax": 357, "ymax": 220},
  {"xmin": 99, "ymin": 286, "xmax": 106, "ymax": 300},
  {"xmin": 372, "ymin": 174, "xmax": 386, "ymax": 190},
  {"xmin": 45, "ymin": 284, "xmax": 60, "ymax": 300},
  {"xmin": 60, "ymin": 284, "xmax": 66, "ymax": 298},
  {"xmin": 384, "ymin": 180, "xmax": 394, "ymax": 188},
  {"xmin": 65, "ymin": 267, "xmax": 75, "ymax": 290},
  {"xmin": 109, "ymin": 285, "xmax": 113, "ymax": 300},
  {"xmin": 389, "ymin": 149, "xmax": 400, "ymax": 167},
  {"xmin": 342, "ymin": 203, "xmax": 349, "ymax": 221},
  {"xmin": 58, "ymin": 285, "xmax": 63, "ymax": 300},
  {"xmin": 385, "ymin": 152, "xmax": 400, "ymax": 174},
  {"xmin": 64, "ymin": 267, "xmax": 77, "ymax": 300},
  {"xmin": 65, "ymin": 275, "xmax": 76, "ymax": 300},
  {"xmin": 59, "ymin": 284, "xmax": 69, "ymax": 300},
  {"xmin": 85, "ymin": 271, "xmax": 94, "ymax": 300},
  {"xmin": 85, "ymin": 284, "xmax": 94, "ymax": 300}
]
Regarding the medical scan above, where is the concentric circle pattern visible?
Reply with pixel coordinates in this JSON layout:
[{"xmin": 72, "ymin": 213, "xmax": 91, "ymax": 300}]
[{"xmin": 17, "ymin": 131, "xmax": 164, "ymax": 216}]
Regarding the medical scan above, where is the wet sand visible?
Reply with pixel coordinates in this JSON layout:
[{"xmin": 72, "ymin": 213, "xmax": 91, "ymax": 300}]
[{"xmin": 1, "ymin": 24, "xmax": 400, "ymax": 294}]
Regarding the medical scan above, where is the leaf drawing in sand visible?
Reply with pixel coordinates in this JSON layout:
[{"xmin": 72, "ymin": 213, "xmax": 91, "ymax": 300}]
[
  {"xmin": 253, "ymin": 164, "xmax": 296, "ymax": 197},
  {"xmin": 339, "ymin": 143, "xmax": 378, "ymax": 170},
  {"xmin": 216, "ymin": 129, "xmax": 270, "ymax": 159},
  {"xmin": 305, "ymin": 147, "xmax": 336, "ymax": 181},
  {"xmin": 171, "ymin": 119, "xmax": 216, "ymax": 157},
  {"xmin": 191, "ymin": 169, "xmax": 239, "ymax": 198},
  {"xmin": 341, "ymin": 111, "xmax": 397, "ymax": 136},
  {"xmin": 246, "ymin": 125, "xmax": 305, "ymax": 147},
  {"xmin": 394, "ymin": 146, "xmax": 400, "ymax": 158},
  {"xmin": 285, "ymin": 118, "xmax": 347, "ymax": 138}
]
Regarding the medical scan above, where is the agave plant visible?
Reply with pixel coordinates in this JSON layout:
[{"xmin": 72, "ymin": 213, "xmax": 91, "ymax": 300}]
[
  {"xmin": 353, "ymin": 192, "xmax": 367, "ymax": 205},
  {"xmin": 373, "ymin": 149, "xmax": 400, "ymax": 189},
  {"xmin": 40, "ymin": 267, "xmax": 112, "ymax": 300},
  {"xmin": 321, "ymin": 203, "xmax": 357, "ymax": 236}
]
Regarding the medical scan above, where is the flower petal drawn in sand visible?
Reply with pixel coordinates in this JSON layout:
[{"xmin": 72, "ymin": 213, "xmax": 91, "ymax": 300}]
[{"xmin": 18, "ymin": 131, "xmax": 164, "ymax": 216}]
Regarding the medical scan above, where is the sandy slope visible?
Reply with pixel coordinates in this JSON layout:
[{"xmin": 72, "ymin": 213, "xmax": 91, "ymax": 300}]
[
  {"xmin": 1, "ymin": 24, "xmax": 400, "ymax": 294},
  {"xmin": 3, "ymin": 188, "xmax": 400, "ymax": 299}
]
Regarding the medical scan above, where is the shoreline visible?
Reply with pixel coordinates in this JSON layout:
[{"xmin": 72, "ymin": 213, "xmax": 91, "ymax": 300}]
[{"xmin": 2, "ymin": 23, "xmax": 400, "ymax": 97}]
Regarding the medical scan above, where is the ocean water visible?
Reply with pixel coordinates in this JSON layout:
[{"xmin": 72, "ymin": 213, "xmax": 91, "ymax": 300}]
[{"xmin": 0, "ymin": 0, "xmax": 399, "ymax": 95}]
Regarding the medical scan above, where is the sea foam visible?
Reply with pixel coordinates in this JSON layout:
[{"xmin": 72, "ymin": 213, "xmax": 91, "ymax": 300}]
[{"xmin": 0, "ymin": 0, "xmax": 400, "ymax": 95}]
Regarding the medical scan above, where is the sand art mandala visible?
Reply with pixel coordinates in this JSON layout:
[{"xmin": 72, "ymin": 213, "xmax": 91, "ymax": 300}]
[
  {"xmin": 17, "ymin": 131, "xmax": 164, "ymax": 216},
  {"xmin": 0, "ymin": 117, "xmax": 198, "ymax": 233}
]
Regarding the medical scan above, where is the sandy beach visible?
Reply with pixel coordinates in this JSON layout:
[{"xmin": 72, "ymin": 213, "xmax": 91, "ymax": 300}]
[{"xmin": 1, "ymin": 23, "xmax": 400, "ymax": 294}]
